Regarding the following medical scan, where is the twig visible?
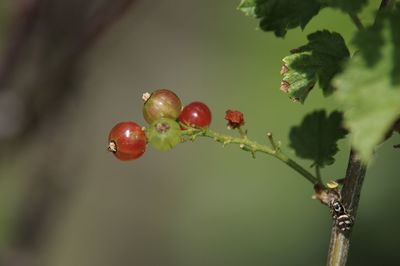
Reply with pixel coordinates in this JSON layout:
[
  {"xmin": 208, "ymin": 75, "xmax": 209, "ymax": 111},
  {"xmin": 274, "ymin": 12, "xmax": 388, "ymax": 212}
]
[
  {"xmin": 0, "ymin": 0, "xmax": 137, "ymax": 144},
  {"xmin": 73, "ymin": 0, "xmax": 137, "ymax": 55},
  {"xmin": 327, "ymin": 2, "xmax": 392, "ymax": 263},
  {"xmin": 378, "ymin": 0, "xmax": 392, "ymax": 11},
  {"xmin": 0, "ymin": 0, "xmax": 43, "ymax": 90},
  {"xmin": 374, "ymin": 0, "xmax": 393, "ymax": 25},
  {"xmin": 326, "ymin": 150, "xmax": 367, "ymax": 266},
  {"xmin": 0, "ymin": 1, "xmax": 138, "ymax": 263}
]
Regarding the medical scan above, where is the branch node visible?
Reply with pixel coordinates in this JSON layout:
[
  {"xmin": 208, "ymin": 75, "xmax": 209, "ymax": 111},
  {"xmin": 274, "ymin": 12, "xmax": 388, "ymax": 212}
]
[
  {"xmin": 223, "ymin": 139, "xmax": 231, "ymax": 147},
  {"xmin": 327, "ymin": 180, "xmax": 339, "ymax": 189},
  {"xmin": 267, "ymin": 132, "xmax": 280, "ymax": 151}
]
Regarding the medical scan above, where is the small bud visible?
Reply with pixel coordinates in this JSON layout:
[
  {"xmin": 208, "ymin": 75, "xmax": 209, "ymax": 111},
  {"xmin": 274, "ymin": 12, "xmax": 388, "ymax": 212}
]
[{"xmin": 327, "ymin": 180, "xmax": 339, "ymax": 189}]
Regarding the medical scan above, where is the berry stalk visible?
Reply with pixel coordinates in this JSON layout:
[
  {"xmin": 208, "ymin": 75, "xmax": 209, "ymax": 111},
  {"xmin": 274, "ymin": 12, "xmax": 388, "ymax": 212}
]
[{"xmin": 182, "ymin": 127, "xmax": 321, "ymax": 186}]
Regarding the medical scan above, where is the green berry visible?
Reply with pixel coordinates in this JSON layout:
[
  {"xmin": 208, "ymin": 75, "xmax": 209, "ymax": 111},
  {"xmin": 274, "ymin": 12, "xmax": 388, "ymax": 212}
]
[{"xmin": 147, "ymin": 118, "xmax": 181, "ymax": 151}]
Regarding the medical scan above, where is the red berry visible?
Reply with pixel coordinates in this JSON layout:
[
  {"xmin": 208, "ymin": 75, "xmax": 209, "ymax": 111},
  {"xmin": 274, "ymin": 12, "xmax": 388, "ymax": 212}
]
[
  {"xmin": 179, "ymin": 101, "xmax": 212, "ymax": 128},
  {"xmin": 143, "ymin": 89, "xmax": 182, "ymax": 124},
  {"xmin": 108, "ymin": 122, "xmax": 146, "ymax": 161}
]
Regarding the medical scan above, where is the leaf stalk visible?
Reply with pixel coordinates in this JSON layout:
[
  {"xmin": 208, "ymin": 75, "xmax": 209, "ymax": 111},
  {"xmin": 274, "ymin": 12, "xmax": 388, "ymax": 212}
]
[{"xmin": 349, "ymin": 13, "xmax": 364, "ymax": 31}]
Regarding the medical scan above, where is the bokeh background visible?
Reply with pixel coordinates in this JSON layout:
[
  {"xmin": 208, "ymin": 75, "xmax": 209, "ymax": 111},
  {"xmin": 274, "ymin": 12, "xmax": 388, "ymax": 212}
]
[{"xmin": 0, "ymin": 0, "xmax": 398, "ymax": 265}]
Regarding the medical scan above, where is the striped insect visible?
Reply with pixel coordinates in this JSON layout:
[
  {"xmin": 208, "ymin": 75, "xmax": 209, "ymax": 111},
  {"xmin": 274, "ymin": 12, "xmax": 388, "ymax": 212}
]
[{"xmin": 329, "ymin": 199, "xmax": 353, "ymax": 232}]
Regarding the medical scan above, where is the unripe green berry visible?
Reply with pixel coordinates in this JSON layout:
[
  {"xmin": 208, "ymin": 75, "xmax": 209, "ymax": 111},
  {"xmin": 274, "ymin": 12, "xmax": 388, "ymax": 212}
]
[{"xmin": 147, "ymin": 118, "xmax": 181, "ymax": 151}]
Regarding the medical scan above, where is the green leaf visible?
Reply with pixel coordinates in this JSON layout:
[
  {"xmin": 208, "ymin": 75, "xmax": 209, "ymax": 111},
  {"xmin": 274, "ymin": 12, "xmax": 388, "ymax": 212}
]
[
  {"xmin": 324, "ymin": 0, "xmax": 368, "ymax": 13},
  {"xmin": 289, "ymin": 110, "xmax": 348, "ymax": 167},
  {"xmin": 238, "ymin": 0, "xmax": 367, "ymax": 37},
  {"xmin": 254, "ymin": 0, "xmax": 322, "ymax": 37},
  {"xmin": 280, "ymin": 30, "xmax": 350, "ymax": 103},
  {"xmin": 334, "ymin": 8, "xmax": 400, "ymax": 161},
  {"xmin": 237, "ymin": 0, "xmax": 256, "ymax": 17},
  {"xmin": 352, "ymin": 20, "xmax": 385, "ymax": 67}
]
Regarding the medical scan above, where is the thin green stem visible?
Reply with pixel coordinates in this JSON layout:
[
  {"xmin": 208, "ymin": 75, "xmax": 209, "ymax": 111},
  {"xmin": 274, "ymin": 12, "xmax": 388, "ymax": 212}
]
[
  {"xmin": 349, "ymin": 12, "xmax": 364, "ymax": 31},
  {"xmin": 275, "ymin": 152, "xmax": 321, "ymax": 185},
  {"xmin": 238, "ymin": 127, "xmax": 247, "ymax": 138},
  {"xmin": 316, "ymin": 165, "xmax": 322, "ymax": 183},
  {"xmin": 182, "ymin": 128, "xmax": 321, "ymax": 186}
]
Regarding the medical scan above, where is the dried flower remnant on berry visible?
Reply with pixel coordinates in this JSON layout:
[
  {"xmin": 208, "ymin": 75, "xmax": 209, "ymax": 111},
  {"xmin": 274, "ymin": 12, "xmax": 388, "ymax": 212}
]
[
  {"xmin": 225, "ymin": 110, "xmax": 245, "ymax": 129},
  {"xmin": 142, "ymin": 92, "xmax": 151, "ymax": 102}
]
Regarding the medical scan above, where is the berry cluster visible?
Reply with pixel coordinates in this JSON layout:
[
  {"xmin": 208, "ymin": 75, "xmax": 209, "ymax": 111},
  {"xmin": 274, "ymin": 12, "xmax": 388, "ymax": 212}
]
[{"xmin": 108, "ymin": 89, "xmax": 212, "ymax": 161}]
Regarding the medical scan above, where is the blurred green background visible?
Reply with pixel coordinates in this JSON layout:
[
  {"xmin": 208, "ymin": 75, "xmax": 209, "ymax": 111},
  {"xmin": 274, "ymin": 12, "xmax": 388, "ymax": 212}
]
[{"xmin": 0, "ymin": 0, "xmax": 399, "ymax": 265}]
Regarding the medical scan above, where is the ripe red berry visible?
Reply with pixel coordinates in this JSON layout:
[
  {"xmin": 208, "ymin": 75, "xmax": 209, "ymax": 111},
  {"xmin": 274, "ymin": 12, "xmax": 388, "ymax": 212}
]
[
  {"xmin": 179, "ymin": 101, "xmax": 212, "ymax": 128},
  {"xmin": 143, "ymin": 89, "xmax": 182, "ymax": 124},
  {"xmin": 108, "ymin": 121, "xmax": 146, "ymax": 161}
]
